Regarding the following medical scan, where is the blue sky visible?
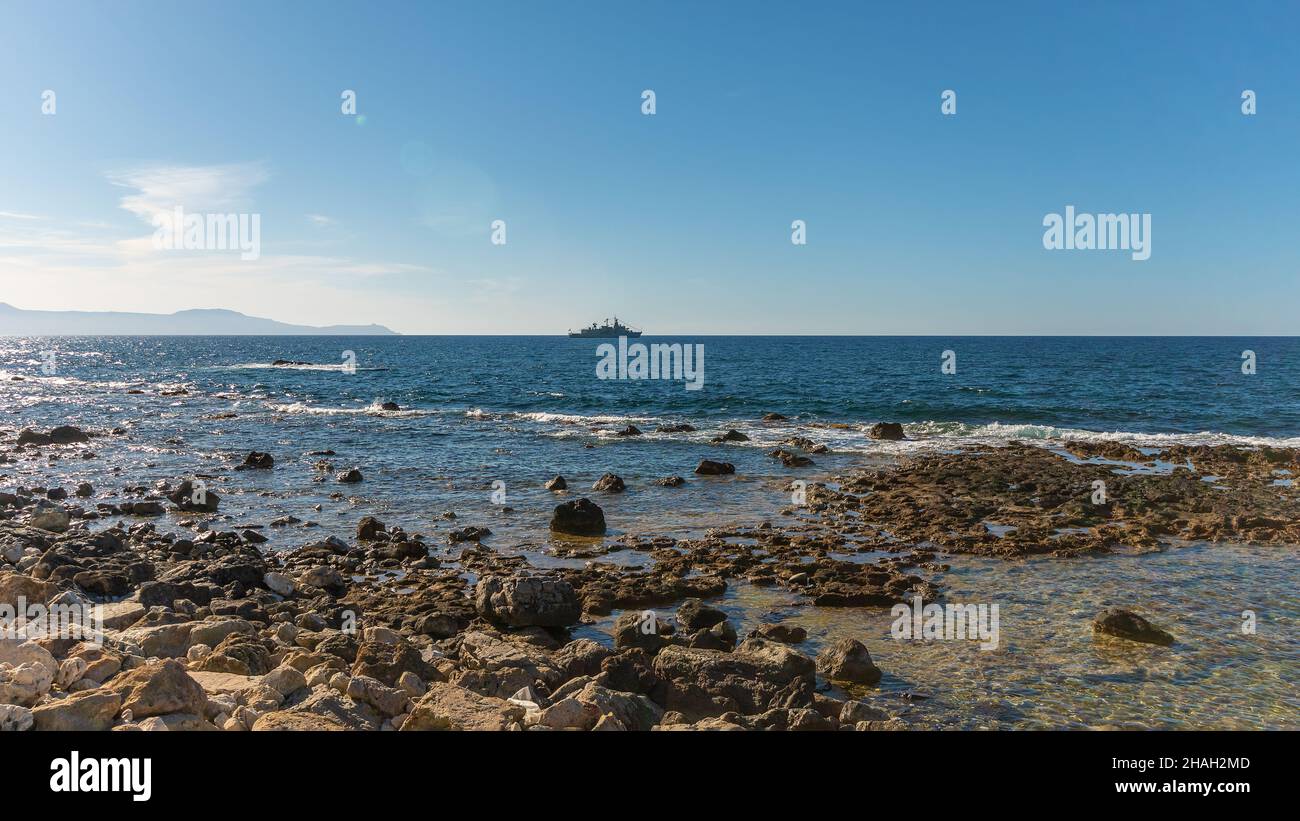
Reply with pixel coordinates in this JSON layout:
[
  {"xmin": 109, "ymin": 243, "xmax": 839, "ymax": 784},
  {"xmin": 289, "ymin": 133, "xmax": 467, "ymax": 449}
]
[{"xmin": 1, "ymin": 0, "xmax": 1297, "ymax": 334}]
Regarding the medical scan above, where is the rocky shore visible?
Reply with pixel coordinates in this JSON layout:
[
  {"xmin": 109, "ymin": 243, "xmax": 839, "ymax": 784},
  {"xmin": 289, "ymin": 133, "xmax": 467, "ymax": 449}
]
[{"xmin": 2, "ymin": 422, "xmax": 1296, "ymax": 731}]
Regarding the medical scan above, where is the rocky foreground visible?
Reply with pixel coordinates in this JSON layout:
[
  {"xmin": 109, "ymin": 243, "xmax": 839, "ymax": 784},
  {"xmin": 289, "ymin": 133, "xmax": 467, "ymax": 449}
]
[{"xmin": 2, "ymin": 425, "xmax": 1296, "ymax": 731}]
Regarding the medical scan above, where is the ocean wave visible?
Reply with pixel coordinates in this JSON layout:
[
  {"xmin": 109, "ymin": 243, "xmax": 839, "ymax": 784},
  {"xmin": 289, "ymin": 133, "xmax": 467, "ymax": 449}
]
[
  {"xmin": 266, "ymin": 401, "xmax": 433, "ymax": 417},
  {"xmin": 220, "ymin": 363, "xmax": 389, "ymax": 372},
  {"xmin": 897, "ymin": 420, "xmax": 1300, "ymax": 448}
]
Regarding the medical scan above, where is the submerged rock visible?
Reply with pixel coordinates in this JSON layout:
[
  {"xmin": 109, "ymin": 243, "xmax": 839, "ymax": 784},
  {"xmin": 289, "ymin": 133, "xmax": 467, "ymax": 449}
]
[
  {"xmin": 1093, "ymin": 608, "xmax": 1174, "ymax": 646},
  {"xmin": 544, "ymin": 475, "xmax": 567, "ymax": 491},
  {"xmin": 239, "ymin": 451, "xmax": 274, "ymax": 470},
  {"xmin": 867, "ymin": 422, "xmax": 905, "ymax": 441}
]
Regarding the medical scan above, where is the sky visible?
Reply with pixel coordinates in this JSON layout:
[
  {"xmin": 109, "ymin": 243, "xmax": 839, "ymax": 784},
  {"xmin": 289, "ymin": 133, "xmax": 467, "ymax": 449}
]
[{"xmin": 0, "ymin": 0, "xmax": 1297, "ymax": 335}]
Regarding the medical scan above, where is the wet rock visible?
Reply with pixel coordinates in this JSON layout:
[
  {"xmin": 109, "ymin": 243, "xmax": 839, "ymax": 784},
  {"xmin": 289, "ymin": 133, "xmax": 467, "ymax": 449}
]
[
  {"xmin": 762, "ymin": 413, "xmax": 788, "ymax": 422},
  {"xmin": 336, "ymin": 468, "xmax": 364, "ymax": 484},
  {"xmin": 239, "ymin": 451, "xmax": 274, "ymax": 469},
  {"xmin": 474, "ymin": 575, "xmax": 581, "ymax": 627},
  {"xmin": 379, "ymin": 401, "xmax": 400, "ymax": 411},
  {"xmin": 694, "ymin": 460, "xmax": 735, "ymax": 476},
  {"xmin": 712, "ymin": 429, "xmax": 749, "ymax": 443},
  {"xmin": 614, "ymin": 610, "xmax": 675, "ymax": 652},
  {"xmin": 356, "ymin": 516, "xmax": 386, "ymax": 541},
  {"xmin": 677, "ymin": 598, "xmax": 727, "ymax": 630},
  {"xmin": 16, "ymin": 428, "xmax": 52, "ymax": 446},
  {"xmin": 656, "ymin": 476, "xmax": 686, "ymax": 487},
  {"xmin": 769, "ymin": 448, "xmax": 814, "ymax": 467},
  {"xmin": 167, "ymin": 480, "xmax": 219, "ymax": 512},
  {"xmin": 867, "ymin": 422, "xmax": 905, "ymax": 441},
  {"xmin": 74, "ymin": 483, "xmax": 94, "ymax": 498},
  {"xmin": 615, "ymin": 425, "xmax": 642, "ymax": 437},
  {"xmin": 655, "ymin": 423, "xmax": 696, "ymax": 433},
  {"xmin": 448, "ymin": 526, "xmax": 491, "ymax": 543},
  {"xmin": 816, "ymin": 638, "xmax": 881, "ymax": 685},
  {"xmin": 1093, "ymin": 608, "xmax": 1174, "ymax": 646},
  {"xmin": 752, "ymin": 623, "xmax": 807, "ymax": 644},
  {"xmin": 592, "ymin": 473, "xmax": 626, "ymax": 492},
  {"xmin": 544, "ymin": 476, "xmax": 567, "ymax": 491},
  {"xmin": 550, "ymin": 497, "xmax": 606, "ymax": 536}
]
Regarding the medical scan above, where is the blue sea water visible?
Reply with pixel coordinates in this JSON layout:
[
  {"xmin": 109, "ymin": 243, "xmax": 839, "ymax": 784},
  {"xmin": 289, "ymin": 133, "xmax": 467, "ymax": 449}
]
[
  {"xmin": 1, "ymin": 335, "xmax": 1297, "ymax": 728},
  {"xmin": 2, "ymin": 335, "xmax": 1299, "ymax": 540}
]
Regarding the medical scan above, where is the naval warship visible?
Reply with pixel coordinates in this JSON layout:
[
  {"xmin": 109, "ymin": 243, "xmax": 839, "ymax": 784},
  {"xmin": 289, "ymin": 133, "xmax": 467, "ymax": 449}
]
[{"xmin": 567, "ymin": 317, "xmax": 642, "ymax": 338}]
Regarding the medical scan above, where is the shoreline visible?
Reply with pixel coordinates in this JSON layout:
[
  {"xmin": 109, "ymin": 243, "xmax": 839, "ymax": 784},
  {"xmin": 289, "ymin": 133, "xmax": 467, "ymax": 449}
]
[{"xmin": 1, "ymin": 420, "xmax": 1297, "ymax": 731}]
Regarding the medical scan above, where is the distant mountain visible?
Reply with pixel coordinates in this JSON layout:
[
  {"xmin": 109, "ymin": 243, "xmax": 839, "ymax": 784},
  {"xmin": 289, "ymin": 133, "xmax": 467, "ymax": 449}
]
[{"xmin": 0, "ymin": 303, "xmax": 398, "ymax": 336}]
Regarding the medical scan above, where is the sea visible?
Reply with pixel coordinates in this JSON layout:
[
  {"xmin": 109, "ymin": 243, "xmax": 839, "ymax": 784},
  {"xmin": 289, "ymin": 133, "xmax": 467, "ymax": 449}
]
[{"xmin": 1, "ymin": 335, "xmax": 1296, "ymax": 728}]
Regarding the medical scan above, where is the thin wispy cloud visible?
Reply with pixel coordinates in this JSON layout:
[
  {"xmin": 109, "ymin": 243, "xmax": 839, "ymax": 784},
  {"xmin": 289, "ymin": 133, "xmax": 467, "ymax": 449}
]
[{"xmin": 107, "ymin": 161, "xmax": 269, "ymax": 224}]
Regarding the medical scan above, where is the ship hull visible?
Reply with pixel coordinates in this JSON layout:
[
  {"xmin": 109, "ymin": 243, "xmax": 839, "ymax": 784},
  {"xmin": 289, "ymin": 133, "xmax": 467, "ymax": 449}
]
[{"xmin": 568, "ymin": 330, "xmax": 642, "ymax": 338}]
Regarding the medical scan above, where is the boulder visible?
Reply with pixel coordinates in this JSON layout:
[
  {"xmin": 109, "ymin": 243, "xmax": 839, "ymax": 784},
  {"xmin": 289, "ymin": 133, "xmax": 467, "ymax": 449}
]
[
  {"xmin": 32, "ymin": 689, "xmax": 122, "ymax": 731},
  {"xmin": 549, "ymin": 497, "xmax": 606, "ymax": 536},
  {"xmin": 240, "ymin": 451, "xmax": 274, "ymax": 469},
  {"xmin": 867, "ymin": 422, "xmax": 905, "ymax": 441},
  {"xmin": 694, "ymin": 460, "xmax": 735, "ymax": 476},
  {"xmin": 0, "ymin": 703, "xmax": 33, "ymax": 731},
  {"xmin": 49, "ymin": 426, "xmax": 90, "ymax": 444},
  {"xmin": 677, "ymin": 598, "xmax": 727, "ymax": 630},
  {"xmin": 336, "ymin": 468, "xmax": 364, "ymax": 484},
  {"xmin": 652, "ymin": 641, "xmax": 816, "ymax": 720},
  {"xmin": 108, "ymin": 659, "xmax": 206, "ymax": 718},
  {"xmin": 252, "ymin": 711, "xmax": 350, "ymax": 731},
  {"xmin": 474, "ymin": 575, "xmax": 581, "ymax": 628},
  {"xmin": 29, "ymin": 506, "xmax": 70, "ymax": 534},
  {"xmin": 712, "ymin": 429, "xmax": 749, "ymax": 443},
  {"xmin": 592, "ymin": 473, "xmax": 626, "ymax": 492},
  {"xmin": 815, "ymin": 638, "xmax": 882, "ymax": 685},
  {"xmin": 544, "ymin": 476, "xmax": 567, "ymax": 491},
  {"xmin": 167, "ymin": 480, "xmax": 219, "ymax": 513},
  {"xmin": 402, "ymin": 682, "xmax": 524, "ymax": 731}
]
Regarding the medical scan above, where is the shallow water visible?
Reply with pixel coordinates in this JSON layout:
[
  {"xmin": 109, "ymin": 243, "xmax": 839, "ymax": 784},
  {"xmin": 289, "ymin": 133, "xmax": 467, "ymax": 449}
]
[{"xmin": 579, "ymin": 543, "xmax": 1298, "ymax": 730}]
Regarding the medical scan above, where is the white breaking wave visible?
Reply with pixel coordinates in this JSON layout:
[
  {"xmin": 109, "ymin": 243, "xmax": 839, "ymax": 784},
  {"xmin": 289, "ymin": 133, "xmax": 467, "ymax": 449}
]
[
  {"xmin": 220, "ymin": 363, "xmax": 388, "ymax": 372},
  {"xmin": 266, "ymin": 401, "xmax": 432, "ymax": 417}
]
